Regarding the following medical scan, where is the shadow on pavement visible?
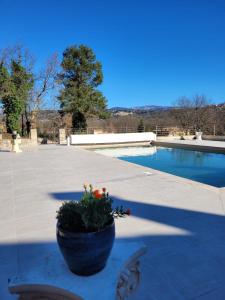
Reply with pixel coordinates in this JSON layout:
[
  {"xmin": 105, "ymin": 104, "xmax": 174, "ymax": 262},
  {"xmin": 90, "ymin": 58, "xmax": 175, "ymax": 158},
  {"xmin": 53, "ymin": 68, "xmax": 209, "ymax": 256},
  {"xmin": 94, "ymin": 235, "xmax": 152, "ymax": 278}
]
[{"xmin": 1, "ymin": 191, "xmax": 225, "ymax": 299}]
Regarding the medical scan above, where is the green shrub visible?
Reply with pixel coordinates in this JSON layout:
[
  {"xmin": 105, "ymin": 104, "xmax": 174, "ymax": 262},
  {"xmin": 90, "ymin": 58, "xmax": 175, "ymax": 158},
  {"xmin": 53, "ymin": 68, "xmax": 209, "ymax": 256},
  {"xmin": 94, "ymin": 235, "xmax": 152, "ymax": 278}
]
[{"xmin": 56, "ymin": 185, "xmax": 129, "ymax": 233}]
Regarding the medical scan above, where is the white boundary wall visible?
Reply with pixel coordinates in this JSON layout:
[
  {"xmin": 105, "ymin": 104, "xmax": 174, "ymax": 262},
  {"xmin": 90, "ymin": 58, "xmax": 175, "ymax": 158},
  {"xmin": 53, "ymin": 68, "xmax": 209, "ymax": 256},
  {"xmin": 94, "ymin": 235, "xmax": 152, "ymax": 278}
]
[{"xmin": 70, "ymin": 132, "xmax": 156, "ymax": 145}]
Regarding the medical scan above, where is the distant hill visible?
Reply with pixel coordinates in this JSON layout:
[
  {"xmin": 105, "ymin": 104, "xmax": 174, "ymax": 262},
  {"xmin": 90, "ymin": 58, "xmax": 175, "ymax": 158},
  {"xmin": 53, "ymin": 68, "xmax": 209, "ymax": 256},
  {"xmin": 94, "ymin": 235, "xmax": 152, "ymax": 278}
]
[
  {"xmin": 109, "ymin": 105, "xmax": 172, "ymax": 115},
  {"xmin": 108, "ymin": 107, "xmax": 133, "ymax": 112},
  {"xmin": 133, "ymin": 105, "xmax": 172, "ymax": 111}
]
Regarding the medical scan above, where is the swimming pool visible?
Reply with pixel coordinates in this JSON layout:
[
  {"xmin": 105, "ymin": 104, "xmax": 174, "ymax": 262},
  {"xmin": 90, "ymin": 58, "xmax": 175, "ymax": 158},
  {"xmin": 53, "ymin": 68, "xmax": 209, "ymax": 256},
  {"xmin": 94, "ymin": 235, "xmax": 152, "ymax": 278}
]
[{"xmin": 94, "ymin": 146, "xmax": 225, "ymax": 187}]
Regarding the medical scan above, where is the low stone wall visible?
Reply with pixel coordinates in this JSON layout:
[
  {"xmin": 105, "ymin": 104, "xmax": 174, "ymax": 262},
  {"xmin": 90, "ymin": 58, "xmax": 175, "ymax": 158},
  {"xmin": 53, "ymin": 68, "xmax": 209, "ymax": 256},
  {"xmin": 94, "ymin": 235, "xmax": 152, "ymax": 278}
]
[
  {"xmin": 0, "ymin": 131, "xmax": 38, "ymax": 151},
  {"xmin": 203, "ymin": 135, "xmax": 225, "ymax": 142},
  {"xmin": 156, "ymin": 135, "xmax": 195, "ymax": 141},
  {"xmin": 20, "ymin": 138, "xmax": 37, "ymax": 147},
  {"xmin": 0, "ymin": 139, "xmax": 12, "ymax": 151},
  {"xmin": 156, "ymin": 135, "xmax": 225, "ymax": 142}
]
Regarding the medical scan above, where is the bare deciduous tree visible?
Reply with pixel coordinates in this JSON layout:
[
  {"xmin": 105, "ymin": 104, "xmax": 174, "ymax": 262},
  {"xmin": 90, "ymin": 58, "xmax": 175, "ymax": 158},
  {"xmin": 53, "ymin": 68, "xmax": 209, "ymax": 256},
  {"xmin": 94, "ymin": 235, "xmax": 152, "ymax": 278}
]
[
  {"xmin": 29, "ymin": 53, "xmax": 58, "ymax": 111},
  {"xmin": 26, "ymin": 53, "xmax": 59, "ymax": 131},
  {"xmin": 192, "ymin": 94, "xmax": 211, "ymax": 131},
  {"xmin": 0, "ymin": 43, "xmax": 35, "ymax": 73},
  {"xmin": 0, "ymin": 44, "xmax": 59, "ymax": 135},
  {"xmin": 171, "ymin": 97, "xmax": 194, "ymax": 134}
]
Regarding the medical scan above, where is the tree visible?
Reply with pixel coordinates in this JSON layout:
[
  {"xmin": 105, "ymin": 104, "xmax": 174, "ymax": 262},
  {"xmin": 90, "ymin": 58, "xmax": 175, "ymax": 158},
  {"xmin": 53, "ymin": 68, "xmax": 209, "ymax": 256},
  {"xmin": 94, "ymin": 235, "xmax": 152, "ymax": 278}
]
[
  {"xmin": 0, "ymin": 59, "xmax": 33, "ymax": 133},
  {"xmin": 192, "ymin": 94, "xmax": 211, "ymax": 131},
  {"xmin": 137, "ymin": 118, "xmax": 145, "ymax": 132},
  {"xmin": 171, "ymin": 95, "xmax": 211, "ymax": 134},
  {"xmin": 0, "ymin": 44, "xmax": 58, "ymax": 134},
  {"xmin": 171, "ymin": 97, "xmax": 193, "ymax": 134},
  {"xmin": 26, "ymin": 53, "xmax": 59, "ymax": 132},
  {"xmin": 58, "ymin": 45, "xmax": 108, "ymax": 130}
]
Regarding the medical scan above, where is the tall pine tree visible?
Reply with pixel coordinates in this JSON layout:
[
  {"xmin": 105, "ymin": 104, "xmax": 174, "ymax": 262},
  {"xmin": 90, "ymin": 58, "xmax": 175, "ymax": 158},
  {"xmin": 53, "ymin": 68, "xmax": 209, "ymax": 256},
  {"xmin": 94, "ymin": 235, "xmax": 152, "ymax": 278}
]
[{"xmin": 58, "ymin": 45, "xmax": 108, "ymax": 130}]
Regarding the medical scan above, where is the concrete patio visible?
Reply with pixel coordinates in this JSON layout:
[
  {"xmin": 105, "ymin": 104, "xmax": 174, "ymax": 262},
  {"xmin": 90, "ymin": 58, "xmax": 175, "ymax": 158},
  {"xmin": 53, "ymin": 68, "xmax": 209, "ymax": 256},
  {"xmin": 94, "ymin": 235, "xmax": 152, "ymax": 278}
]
[{"xmin": 1, "ymin": 144, "xmax": 225, "ymax": 299}]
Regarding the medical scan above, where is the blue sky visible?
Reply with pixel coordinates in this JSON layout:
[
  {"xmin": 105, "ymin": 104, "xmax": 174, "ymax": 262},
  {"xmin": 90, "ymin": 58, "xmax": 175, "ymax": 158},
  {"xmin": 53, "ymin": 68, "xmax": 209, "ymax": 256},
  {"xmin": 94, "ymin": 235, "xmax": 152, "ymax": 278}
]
[{"xmin": 0, "ymin": 0, "xmax": 225, "ymax": 107}]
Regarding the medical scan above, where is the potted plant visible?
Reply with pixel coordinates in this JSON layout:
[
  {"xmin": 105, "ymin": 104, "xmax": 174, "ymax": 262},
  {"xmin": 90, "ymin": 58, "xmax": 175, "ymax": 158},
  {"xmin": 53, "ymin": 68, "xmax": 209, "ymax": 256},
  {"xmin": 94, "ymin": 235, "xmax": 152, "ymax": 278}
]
[{"xmin": 56, "ymin": 185, "xmax": 130, "ymax": 276}]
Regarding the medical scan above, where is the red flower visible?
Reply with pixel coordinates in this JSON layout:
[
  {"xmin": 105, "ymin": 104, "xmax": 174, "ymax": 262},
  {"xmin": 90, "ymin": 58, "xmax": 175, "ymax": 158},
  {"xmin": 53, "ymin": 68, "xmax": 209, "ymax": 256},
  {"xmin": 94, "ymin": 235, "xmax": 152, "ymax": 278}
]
[
  {"xmin": 93, "ymin": 189, "xmax": 103, "ymax": 199},
  {"xmin": 125, "ymin": 208, "xmax": 131, "ymax": 216}
]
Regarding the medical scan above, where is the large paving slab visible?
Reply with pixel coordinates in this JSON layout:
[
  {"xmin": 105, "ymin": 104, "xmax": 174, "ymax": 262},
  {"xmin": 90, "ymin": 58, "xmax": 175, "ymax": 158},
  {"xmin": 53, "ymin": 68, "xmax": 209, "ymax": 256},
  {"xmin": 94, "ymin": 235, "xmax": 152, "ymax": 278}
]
[{"xmin": 1, "ymin": 145, "xmax": 225, "ymax": 299}]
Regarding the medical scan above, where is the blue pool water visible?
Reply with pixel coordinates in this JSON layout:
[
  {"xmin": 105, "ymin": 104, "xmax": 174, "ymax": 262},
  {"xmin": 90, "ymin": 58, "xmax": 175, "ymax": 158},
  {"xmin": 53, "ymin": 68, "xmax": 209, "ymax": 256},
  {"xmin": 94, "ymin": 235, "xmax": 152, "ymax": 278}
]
[{"xmin": 119, "ymin": 147, "xmax": 225, "ymax": 187}]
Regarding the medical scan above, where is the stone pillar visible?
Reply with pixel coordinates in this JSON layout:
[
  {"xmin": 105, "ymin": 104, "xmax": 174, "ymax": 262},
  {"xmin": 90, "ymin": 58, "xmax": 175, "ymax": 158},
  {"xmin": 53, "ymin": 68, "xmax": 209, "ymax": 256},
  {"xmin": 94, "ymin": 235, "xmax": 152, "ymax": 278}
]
[
  {"xmin": 30, "ymin": 110, "xmax": 38, "ymax": 129},
  {"xmin": 30, "ymin": 128, "xmax": 38, "ymax": 144},
  {"xmin": 59, "ymin": 128, "xmax": 67, "ymax": 145}
]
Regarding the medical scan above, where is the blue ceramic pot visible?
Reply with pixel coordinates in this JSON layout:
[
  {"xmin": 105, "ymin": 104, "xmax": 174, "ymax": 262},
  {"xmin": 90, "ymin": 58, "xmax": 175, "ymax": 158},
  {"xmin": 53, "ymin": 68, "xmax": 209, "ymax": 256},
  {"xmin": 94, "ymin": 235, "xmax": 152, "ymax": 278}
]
[{"xmin": 57, "ymin": 222, "xmax": 115, "ymax": 276}]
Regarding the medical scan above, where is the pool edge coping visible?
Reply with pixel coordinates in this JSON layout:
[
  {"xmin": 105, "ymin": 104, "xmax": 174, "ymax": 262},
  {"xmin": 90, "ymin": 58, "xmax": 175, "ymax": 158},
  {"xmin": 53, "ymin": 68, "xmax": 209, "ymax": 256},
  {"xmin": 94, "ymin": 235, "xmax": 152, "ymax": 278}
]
[{"xmin": 83, "ymin": 146, "xmax": 224, "ymax": 193}]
